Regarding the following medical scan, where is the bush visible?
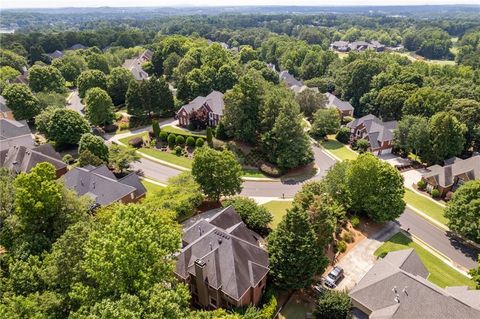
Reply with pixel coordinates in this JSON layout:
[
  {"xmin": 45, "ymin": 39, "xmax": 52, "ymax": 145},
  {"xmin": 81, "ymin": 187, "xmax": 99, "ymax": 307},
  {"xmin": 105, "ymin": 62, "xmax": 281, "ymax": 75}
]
[
  {"xmin": 148, "ymin": 129, "xmax": 155, "ymax": 139},
  {"xmin": 167, "ymin": 133, "xmax": 176, "ymax": 148},
  {"xmin": 417, "ymin": 179, "xmax": 427, "ymax": 191},
  {"xmin": 445, "ymin": 191, "xmax": 454, "ymax": 201},
  {"xmin": 114, "ymin": 112, "xmax": 123, "ymax": 121},
  {"xmin": 159, "ymin": 131, "xmax": 168, "ymax": 141},
  {"xmin": 215, "ymin": 121, "xmax": 229, "ymax": 140},
  {"xmin": 118, "ymin": 122, "xmax": 129, "ymax": 131},
  {"xmin": 259, "ymin": 163, "xmax": 281, "ymax": 177},
  {"xmin": 152, "ymin": 120, "xmax": 160, "ymax": 138},
  {"xmin": 259, "ymin": 288, "xmax": 277, "ymax": 319},
  {"xmin": 129, "ymin": 137, "xmax": 143, "ymax": 148},
  {"xmin": 342, "ymin": 231, "xmax": 355, "ymax": 243},
  {"xmin": 174, "ymin": 145, "xmax": 183, "ymax": 156},
  {"xmin": 355, "ymin": 139, "xmax": 369, "ymax": 153},
  {"xmin": 335, "ymin": 127, "xmax": 351, "ymax": 144},
  {"xmin": 103, "ymin": 123, "xmax": 118, "ymax": 133},
  {"xmin": 186, "ymin": 136, "xmax": 195, "ymax": 148},
  {"xmin": 431, "ymin": 188, "xmax": 440, "ymax": 198},
  {"xmin": 206, "ymin": 127, "xmax": 213, "ymax": 146},
  {"xmin": 336, "ymin": 240, "xmax": 347, "ymax": 253},
  {"xmin": 62, "ymin": 154, "xmax": 73, "ymax": 164},
  {"xmin": 175, "ymin": 135, "xmax": 185, "ymax": 146},
  {"xmin": 342, "ymin": 116, "xmax": 354, "ymax": 125},
  {"xmin": 187, "ymin": 123, "xmax": 196, "ymax": 131},
  {"xmin": 350, "ymin": 215, "xmax": 360, "ymax": 228},
  {"xmin": 314, "ymin": 291, "xmax": 351, "ymax": 319},
  {"xmin": 223, "ymin": 196, "xmax": 273, "ymax": 235},
  {"xmin": 212, "ymin": 138, "xmax": 226, "ymax": 150},
  {"xmin": 195, "ymin": 138, "xmax": 204, "ymax": 147}
]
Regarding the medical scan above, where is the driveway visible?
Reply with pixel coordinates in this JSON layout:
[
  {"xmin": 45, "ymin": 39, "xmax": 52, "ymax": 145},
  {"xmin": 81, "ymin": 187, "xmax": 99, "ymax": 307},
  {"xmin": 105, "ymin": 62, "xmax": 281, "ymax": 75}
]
[
  {"xmin": 402, "ymin": 168, "xmax": 428, "ymax": 189},
  {"xmin": 66, "ymin": 89, "xmax": 84, "ymax": 115},
  {"xmin": 335, "ymin": 222, "xmax": 400, "ymax": 291}
]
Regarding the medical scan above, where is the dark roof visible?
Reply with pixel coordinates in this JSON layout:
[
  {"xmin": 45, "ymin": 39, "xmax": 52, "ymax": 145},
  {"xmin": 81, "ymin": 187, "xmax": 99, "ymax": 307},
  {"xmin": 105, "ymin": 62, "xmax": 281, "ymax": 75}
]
[
  {"xmin": 63, "ymin": 164, "xmax": 145, "ymax": 205},
  {"xmin": 0, "ymin": 96, "xmax": 10, "ymax": 113},
  {"xmin": 346, "ymin": 115, "xmax": 397, "ymax": 148},
  {"xmin": 176, "ymin": 206, "xmax": 269, "ymax": 300},
  {"xmin": 122, "ymin": 58, "xmax": 149, "ymax": 81},
  {"xmin": 49, "ymin": 50, "xmax": 64, "ymax": 59},
  {"xmin": 325, "ymin": 93, "xmax": 354, "ymax": 112},
  {"xmin": 0, "ymin": 144, "xmax": 66, "ymax": 175},
  {"xmin": 279, "ymin": 70, "xmax": 303, "ymax": 87},
  {"xmin": 177, "ymin": 91, "xmax": 224, "ymax": 116},
  {"xmin": 0, "ymin": 119, "xmax": 32, "ymax": 143},
  {"xmin": 69, "ymin": 44, "xmax": 87, "ymax": 50},
  {"xmin": 350, "ymin": 249, "xmax": 480, "ymax": 318},
  {"xmin": 423, "ymin": 155, "xmax": 480, "ymax": 188},
  {"xmin": 139, "ymin": 49, "xmax": 153, "ymax": 61}
]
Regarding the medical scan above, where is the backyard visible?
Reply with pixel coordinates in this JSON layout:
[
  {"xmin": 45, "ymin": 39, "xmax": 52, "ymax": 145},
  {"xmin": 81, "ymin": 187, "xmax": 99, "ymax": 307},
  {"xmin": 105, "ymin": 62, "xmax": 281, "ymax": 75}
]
[
  {"xmin": 141, "ymin": 179, "xmax": 164, "ymax": 197},
  {"xmin": 262, "ymin": 200, "xmax": 293, "ymax": 229},
  {"xmin": 374, "ymin": 232, "xmax": 475, "ymax": 288},
  {"xmin": 404, "ymin": 188, "xmax": 448, "ymax": 225}
]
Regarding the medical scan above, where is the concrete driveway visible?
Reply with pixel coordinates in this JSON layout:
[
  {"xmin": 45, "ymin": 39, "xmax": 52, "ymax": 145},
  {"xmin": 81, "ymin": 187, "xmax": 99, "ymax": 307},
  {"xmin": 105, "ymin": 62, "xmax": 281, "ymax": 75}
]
[
  {"xmin": 334, "ymin": 222, "xmax": 400, "ymax": 291},
  {"xmin": 66, "ymin": 89, "xmax": 84, "ymax": 115}
]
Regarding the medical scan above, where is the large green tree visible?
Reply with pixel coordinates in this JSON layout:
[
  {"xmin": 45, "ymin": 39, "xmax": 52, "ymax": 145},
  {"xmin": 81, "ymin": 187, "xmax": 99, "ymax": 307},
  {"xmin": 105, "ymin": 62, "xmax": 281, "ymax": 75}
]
[
  {"xmin": 222, "ymin": 196, "xmax": 273, "ymax": 235},
  {"xmin": 2, "ymin": 83, "xmax": 40, "ymax": 120},
  {"xmin": 295, "ymin": 88, "xmax": 327, "ymax": 119},
  {"xmin": 314, "ymin": 291, "xmax": 351, "ymax": 319},
  {"xmin": 310, "ymin": 108, "xmax": 341, "ymax": 139},
  {"xmin": 268, "ymin": 205, "xmax": 328, "ymax": 290},
  {"xmin": 48, "ymin": 108, "xmax": 91, "ymax": 146},
  {"xmin": 444, "ymin": 180, "xmax": 480, "ymax": 244},
  {"xmin": 77, "ymin": 70, "xmax": 108, "ymax": 98},
  {"xmin": 78, "ymin": 133, "xmax": 109, "ymax": 162},
  {"xmin": 191, "ymin": 147, "xmax": 243, "ymax": 202},
  {"xmin": 447, "ymin": 99, "xmax": 480, "ymax": 152},
  {"xmin": 403, "ymin": 87, "xmax": 452, "ymax": 118},
  {"xmin": 84, "ymin": 87, "xmax": 114, "ymax": 126},
  {"xmin": 428, "ymin": 112, "xmax": 466, "ymax": 164},
  {"xmin": 106, "ymin": 67, "xmax": 134, "ymax": 106},
  {"xmin": 28, "ymin": 65, "xmax": 65, "ymax": 93}
]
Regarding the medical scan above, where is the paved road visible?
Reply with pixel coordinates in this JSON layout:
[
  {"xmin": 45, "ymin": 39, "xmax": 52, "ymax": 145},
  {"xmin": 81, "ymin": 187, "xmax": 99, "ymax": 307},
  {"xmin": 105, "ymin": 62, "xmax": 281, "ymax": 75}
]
[
  {"xmin": 397, "ymin": 208, "xmax": 479, "ymax": 270},
  {"xmin": 133, "ymin": 157, "xmax": 182, "ymax": 182},
  {"xmin": 67, "ymin": 89, "xmax": 84, "ymax": 115}
]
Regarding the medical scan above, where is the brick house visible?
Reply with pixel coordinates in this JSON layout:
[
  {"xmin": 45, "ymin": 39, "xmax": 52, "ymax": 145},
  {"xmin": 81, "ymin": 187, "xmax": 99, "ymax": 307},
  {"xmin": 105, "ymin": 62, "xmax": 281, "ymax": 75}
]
[
  {"xmin": 177, "ymin": 91, "xmax": 224, "ymax": 128},
  {"xmin": 175, "ymin": 207, "xmax": 269, "ymax": 309},
  {"xmin": 346, "ymin": 114, "xmax": 398, "ymax": 156},
  {"xmin": 325, "ymin": 92, "xmax": 355, "ymax": 118},
  {"xmin": 0, "ymin": 96, "xmax": 14, "ymax": 120}
]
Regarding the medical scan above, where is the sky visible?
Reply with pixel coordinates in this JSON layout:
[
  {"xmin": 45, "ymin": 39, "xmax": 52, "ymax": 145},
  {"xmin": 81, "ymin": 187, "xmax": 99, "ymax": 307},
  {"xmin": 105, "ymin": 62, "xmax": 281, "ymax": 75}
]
[{"xmin": 2, "ymin": 0, "xmax": 480, "ymax": 9}]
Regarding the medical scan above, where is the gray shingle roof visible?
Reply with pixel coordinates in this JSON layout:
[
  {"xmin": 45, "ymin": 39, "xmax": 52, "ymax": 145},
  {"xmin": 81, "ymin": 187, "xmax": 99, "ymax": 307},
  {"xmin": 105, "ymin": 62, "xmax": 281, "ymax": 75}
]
[
  {"xmin": 49, "ymin": 50, "xmax": 64, "ymax": 59},
  {"xmin": 0, "ymin": 119, "xmax": 31, "ymax": 141},
  {"xmin": 423, "ymin": 155, "xmax": 480, "ymax": 188},
  {"xmin": 177, "ymin": 91, "xmax": 224, "ymax": 116},
  {"xmin": 279, "ymin": 70, "xmax": 303, "ymax": 88},
  {"xmin": 0, "ymin": 144, "xmax": 66, "ymax": 175},
  {"xmin": 347, "ymin": 114, "xmax": 397, "ymax": 147},
  {"xmin": 176, "ymin": 206, "xmax": 269, "ymax": 301},
  {"xmin": 63, "ymin": 164, "xmax": 145, "ymax": 205},
  {"xmin": 325, "ymin": 93, "xmax": 355, "ymax": 112},
  {"xmin": 0, "ymin": 96, "xmax": 10, "ymax": 113},
  {"xmin": 69, "ymin": 44, "xmax": 87, "ymax": 50},
  {"xmin": 122, "ymin": 58, "xmax": 149, "ymax": 81},
  {"xmin": 350, "ymin": 249, "xmax": 480, "ymax": 318}
]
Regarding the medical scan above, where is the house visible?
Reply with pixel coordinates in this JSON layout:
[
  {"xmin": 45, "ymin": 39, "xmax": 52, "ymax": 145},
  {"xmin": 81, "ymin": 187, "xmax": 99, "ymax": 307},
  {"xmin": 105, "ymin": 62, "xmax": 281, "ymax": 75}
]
[
  {"xmin": 330, "ymin": 40, "xmax": 350, "ymax": 52},
  {"xmin": 349, "ymin": 249, "xmax": 480, "ymax": 318},
  {"xmin": 0, "ymin": 96, "xmax": 14, "ymax": 120},
  {"xmin": 176, "ymin": 91, "xmax": 224, "ymax": 127},
  {"xmin": 421, "ymin": 155, "xmax": 480, "ymax": 197},
  {"xmin": 13, "ymin": 66, "xmax": 28, "ymax": 85},
  {"xmin": 63, "ymin": 164, "xmax": 146, "ymax": 206},
  {"xmin": 0, "ymin": 118, "xmax": 33, "ymax": 150},
  {"xmin": 175, "ymin": 206, "xmax": 269, "ymax": 309},
  {"xmin": 69, "ymin": 43, "xmax": 87, "ymax": 50},
  {"xmin": 330, "ymin": 41, "xmax": 385, "ymax": 53},
  {"xmin": 139, "ymin": 49, "xmax": 153, "ymax": 62},
  {"xmin": 346, "ymin": 115, "xmax": 398, "ymax": 156},
  {"xmin": 279, "ymin": 70, "xmax": 303, "ymax": 88},
  {"xmin": 290, "ymin": 85, "xmax": 319, "ymax": 95},
  {"xmin": 122, "ymin": 58, "xmax": 149, "ymax": 81},
  {"xmin": 48, "ymin": 50, "xmax": 64, "ymax": 60},
  {"xmin": 370, "ymin": 40, "xmax": 385, "ymax": 52},
  {"xmin": 0, "ymin": 144, "xmax": 67, "ymax": 177},
  {"xmin": 325, "ymin": 92, "xmax": 354, "ymax": 117}
]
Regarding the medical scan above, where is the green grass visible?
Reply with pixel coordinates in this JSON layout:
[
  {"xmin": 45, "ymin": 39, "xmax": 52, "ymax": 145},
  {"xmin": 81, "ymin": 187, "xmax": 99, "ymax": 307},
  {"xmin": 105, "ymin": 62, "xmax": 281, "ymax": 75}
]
[
  {"xmin": 279, "ymin": 297, "xmax": 311, "ymax": 319},
  {"xmin": 139, "ymin": 148, "xmax": 193, "ymax": 169},
  {"xmin": 242, "ymin": 168, "xmax": 269, "ymax": 178},
  {"xmin": 321, "ymin": 138, "xmax": 358, "ymax": 161},
  {"xmin": 374, "ymin": 232, "xmax": 474, "ymax": 288},
  {"xmin": 118, "ymin": 132, "xmax": 148, "ymax": 145},
  {"xmin": 141, "ymin": 180, "xmax": 164, "ymax": 197},
  {"xmin": 404, "ymin": 188, "xmax": 448, "ymax": 225},
  {"xmin": 161, "ymin": 125, "xmax": 206, "ymax": 138},
  {"xmin": 262, "ymin": 200, "xmax": 293, "ymax": 229}
]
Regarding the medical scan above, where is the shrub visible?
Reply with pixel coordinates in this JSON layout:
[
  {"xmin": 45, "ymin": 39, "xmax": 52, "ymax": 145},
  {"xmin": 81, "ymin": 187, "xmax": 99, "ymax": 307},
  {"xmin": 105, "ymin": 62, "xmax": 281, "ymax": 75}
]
[
  {"xmin": 336, "ymin": 240, "xmax": 347, "ymax": 253},
  {"xmin": 129, "ymin": 137, "xmax": 143, "ymax": 148},
  {"xmin": 215, "ymin": 121, "xmax": 229, "ymax": 140},
  {"xmin": 167, "ymin": 133, "xmax": 176, "ymax": 147},
  {"xmin": 187, "ymin": 123, "xmax": 196, "ymax": 131},
  {"xmin": 445, "ymin": 191, "xmax": 454, "ymax": 201},
  {"xmin": 159, "ymin": 131, "xmax": 168, "ymax": 141},
  {"xmin": 417, "ymin": 179, "xmax": 427, "ymax": 191},
  {"xmin": 152, "ymin": 120, "xmax": 160, "ymax": 138},
  {"xmin": 62, "ymin": 154, "xmax": 73, "ymax": 164},
  {"xmin": 355, "ymin": 139, "xmax": 369, "ymax": 153},
  {"xmin": 118, "ymin": 122, "xmax": 129, "ymax": 131},
  {"xmin": 148, "ymin": 129, "xmax": 155, "ymax": 139},
  {"xmin": 259, "ymin": 163, "xmax": 281, "ymax": 177},
  {"xmin": 206, "ymin": 127, "xmax": 213, "ymax": 146},
  {"xmin": 150, "ymin": 139, "xmax": 157, "ymax": 148},
  {"xmin": 350, "ymin": 215, "xmax": 360, "ymax": 228},
  {"xmin": 186, "ymin": 136, "xmax": 195, "ymax": 148},
  {"xmin": 342, "ymin": 231, "xmax": 355, "ymax": 243},
  {"xmin": 336, "ymin": 127, "xmax": 351, "ymax": 144},
  {"xmin": 431, "ymin": 188, "xmax": 440, "ymax": 198},
  {"xmin": 212, "ymin": 138, "xmax": 226, "ymax": 150},
  {"xmin": 195, "ymin": 138, "xmax": 204, "ymax": 147},
  {"xmin": 114, "ymin": 112, "xmax": 123, "ymax": 121},
  {"xmin": 174, "ymin": 145, "xmax": 183, "ymax": 156},
  {"xmin": 342, "ymin": 116, "xmax": 354, "ymax": 125},
  {"xmin": 103, "ymin": 123, "xmax": 118, "ymax": 133},
  {"xmin": 175, "ymin": 135, "xmax": 185, "ymax": 146},
  {"xmin": 78, "ymin": 150, "xmax": 103, "ymax": 167},
  {"xmin": 314, "ymin": 290, "xmax": 351, "ymax": 319},
  {"xmin": 259, "ymin": 288, "xmax": 277, "ymax": 319}
]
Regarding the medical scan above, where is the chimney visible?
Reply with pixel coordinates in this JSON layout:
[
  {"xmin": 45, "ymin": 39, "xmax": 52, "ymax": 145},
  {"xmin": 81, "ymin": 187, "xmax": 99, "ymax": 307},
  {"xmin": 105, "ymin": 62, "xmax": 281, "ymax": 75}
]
[{"xmin": 194, "ymin": 259, "xmax": 209, "ymax": 307}]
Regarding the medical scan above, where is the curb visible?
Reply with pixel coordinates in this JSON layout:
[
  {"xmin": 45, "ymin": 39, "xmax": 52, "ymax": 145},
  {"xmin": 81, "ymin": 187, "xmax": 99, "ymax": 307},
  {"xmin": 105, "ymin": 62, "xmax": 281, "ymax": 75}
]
[
  {"xmin": 407, "ymin": 185, "xmax": 446, "ymax": 208},
  {"xmin": 405, "ymin": 204, "xmax": 449, "ymax": 231},
  {"xmin": 137, "ymin": 150, "xmax": 190, "ymax": 171}
]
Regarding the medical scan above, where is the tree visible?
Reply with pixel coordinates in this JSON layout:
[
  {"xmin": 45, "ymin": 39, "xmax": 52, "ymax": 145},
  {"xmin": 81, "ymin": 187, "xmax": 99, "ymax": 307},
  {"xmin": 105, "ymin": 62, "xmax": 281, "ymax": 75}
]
[
  {"xmin": 77, "ymin": 70, "xmax": 108, "ymax": 98},
  {"xmin": 239, "ymin": 46, "xmax": 258, "ymax": 64},
  {"xmin": 444, "ymin": 180, "xmax": 480, "ymax": 244},
  {"xmin": 295, "ymin": 89, "xmax": 327, "ymax": 119},
  {"xmin": 48, "ymin": 108, "xmax": 91, "ymax": 146},
  {"xmin": 223, "ymin": 196, "xmax": 273, "ymax": 235},
  {"xmin": 469, "ymin": 256, "xmax": 480, "ymax": 289},
  {"xmin": 374, "ymin": 84, "xmax": 416, "ymax": 121},
  {"xmin": 448, "ymin": 99, "xmax": 480, "ymax": 152},
  {"xmin": 428, "ymin": 112, "xmax": 466, "ymax": 164},
  {"xmin": 84, "ymin": 87, "xmax": 114, "ymax": 126},
  {"xmin": 206, "ymin": 127, "xmax": 213, "ymax": 146},
  {"xmin": 346, "ymin": 153, "xmax": 405, "ymax": 222},
  {"xmin": 152, "ymin": 120, "xmax": 160, "ymax": 139},
  {"xmin": 106, "ymin": 67, "xmax": 134, "ymax": 106},
  {"xmin": 2, "ymin": 83, "xmax": 40, "ymax": 120},
  {"xmin": 355, "ymin": 139, "xmax": 370, "ymax": 153},
  {"xmin": 1, "ymin": 163, "xmax": 88, "ymax": 256},
  {"xmin": 126, "ymin": 80, "xmax": 143, "ymax": 117},
  {"xmin": 0, "ymin": 49, "xmax": 27, "ymax": 72},
  {"xmin": 86, "ymin": 54, "xmax": 110, "ymax": 74},
  {"xmin": 310, "ymin": 108, "xmax": 341, "ymax": 139},
  {"xmin": 268, "ymin": 205, "xmax": 328, "ymax": 290},
  {"xmin": 28, "ymin": 65, "xmax": 65, "ymax": 93},
  {"xmin": 191, "ymin": 147, "xmax": 243, "ymax": 202},
  {"xmin": 108, "ymin": 144, "xmax": 140, "ymax": 174},
  {"xmin": 52, "ymin": 53, "xmax": 87, "ymax": 82},
  {"xmin": 0, "ymin": 66, "xmax": 20, "ymax": 92},
  {"xmin": 36, "ymin": 91, "xmax": 66, "ymax": 109},
  {"xmin": 78, "ymin": 150, "xmax": 104, "ymax": 167},
  {"xmin": 214, "ymin": 64, "xmax": 238, "ymax": 93},
  {"xmin": 78, "ymin": 133, "xmax": 109, "ymax": 162},
  {"xmin": 314, "ymin": 291, "xmax": 351, "ymax": 319},
  {"xmin": 394, "ymin": 115, "xmax": 430, "ymax": 160},
  {"xmin": 403, "ymin": 87, "xmax": 452, "ymax": 118}
]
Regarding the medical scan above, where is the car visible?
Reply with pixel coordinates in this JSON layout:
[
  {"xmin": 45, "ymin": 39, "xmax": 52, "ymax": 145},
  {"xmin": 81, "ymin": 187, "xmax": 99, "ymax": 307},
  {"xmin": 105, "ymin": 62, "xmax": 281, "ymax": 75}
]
[{"xmin": 325, "ymin": 266, "xmax": 344, "ymax": 288}]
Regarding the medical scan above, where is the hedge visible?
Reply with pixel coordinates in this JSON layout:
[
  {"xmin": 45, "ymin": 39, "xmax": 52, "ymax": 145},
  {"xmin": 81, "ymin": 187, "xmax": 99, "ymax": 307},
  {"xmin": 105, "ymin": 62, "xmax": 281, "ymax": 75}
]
[
  {"xmin": 176, "ymin": 135, "xmax": 185, "ymax": 146},
  {"xmin": 167, "ymin": 134, "xmax": 176, "ymax": 147},
  {"xmin": 186, "ymin": 136, "xmax": 196, "ymax": 147}
]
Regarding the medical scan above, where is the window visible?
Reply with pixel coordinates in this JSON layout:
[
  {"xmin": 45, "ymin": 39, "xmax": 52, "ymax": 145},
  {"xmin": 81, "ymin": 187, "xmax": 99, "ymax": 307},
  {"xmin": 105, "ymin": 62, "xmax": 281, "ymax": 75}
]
[
  {"xmin": 210, "ymin": 297, "xmax": 217, "ymax": 308},
  {"xmin": 209, "ymin": 112, "xmax": 214, "ymax": 120}
]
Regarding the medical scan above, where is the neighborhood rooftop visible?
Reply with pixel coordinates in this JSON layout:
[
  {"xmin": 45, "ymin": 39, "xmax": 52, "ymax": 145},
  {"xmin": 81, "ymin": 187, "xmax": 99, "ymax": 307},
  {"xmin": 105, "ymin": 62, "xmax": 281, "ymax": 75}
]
[
  {"xmin": 350, "ymin": 249, "xmax": 480, "ymax": 319},
  {"xmin": 325, "ymin": 92, "xmax": 355, "ymax": 113},
  {"xmin": 0, "ymin": 118, "xmax": 33, "ymax": 150},
  {"xmin": 423, "ymin": 155, "xmax": 480, "ymax": 188},
  {"xmin": 347, "ymin": 114, "xmax": 398, "ymax": 149}
]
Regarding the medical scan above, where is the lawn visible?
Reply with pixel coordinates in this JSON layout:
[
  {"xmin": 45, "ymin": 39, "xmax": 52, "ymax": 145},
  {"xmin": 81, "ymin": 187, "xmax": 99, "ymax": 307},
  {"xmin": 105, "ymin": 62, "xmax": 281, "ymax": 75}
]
[
  {"xmin": 374, "ymin": 232, "xmax": 475, "ymax": 289},
  {"xmin": 161, "ymin": 125, "xmax": 206, "ymax": 138},
  {"xmin": 141, "ymin": 179, "xmax": 164, "ymax": 197},
  {"xmin": 139, "ymin": 148, "xmax": 193, "ymax": 169},
  {"xmin": 321, "ymin": 137, "xmax": 358, "ymax": 161},
  {"xmin": 404, "ymin": 188, "xmax": 448, "ymax": 225},
  {"xmin": 279, "ymin": 299, "xmax": 311, "ymax": 319},
  {"xmin": 118, "ymin": 132, "xmax": 147, "ymax": 145},
  {"xmin": 262, "ymin": 200, "xmax": 293, "ymax": 229},
  {"xmin": 242, "ymin": 168, "xmax": 269, "ymax": 178}
]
